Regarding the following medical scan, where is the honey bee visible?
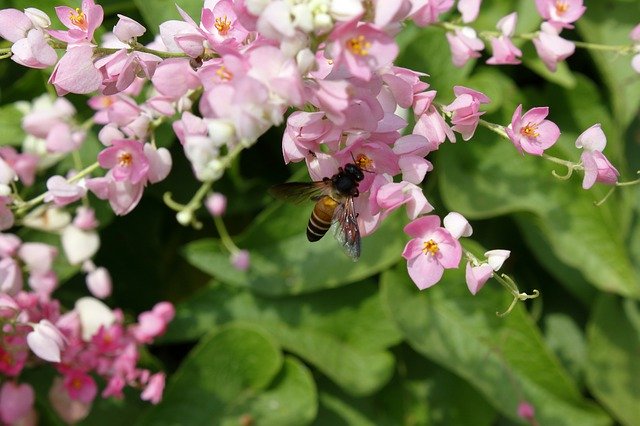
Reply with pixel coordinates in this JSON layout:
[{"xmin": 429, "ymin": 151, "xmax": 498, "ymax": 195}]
[{"xmin": 269, "ymin": 163, "xmax": 364, "ymax": 261}]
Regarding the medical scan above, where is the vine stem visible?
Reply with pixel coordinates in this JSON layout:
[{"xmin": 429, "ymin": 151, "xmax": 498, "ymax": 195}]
[{"xmin": 14, "ymin": 162, "xmax": 101, "ymax": 215}]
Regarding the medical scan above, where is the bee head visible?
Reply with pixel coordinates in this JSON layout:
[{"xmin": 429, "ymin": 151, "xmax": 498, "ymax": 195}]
[{"xmin": 345, "ymin": 163, "xmax": 365, "ymax": 181}]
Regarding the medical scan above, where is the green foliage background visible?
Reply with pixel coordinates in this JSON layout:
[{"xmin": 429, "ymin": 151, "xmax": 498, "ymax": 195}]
[{"xmin": 1, "ymin": 0, "xmax": 640, "ymax": 424}]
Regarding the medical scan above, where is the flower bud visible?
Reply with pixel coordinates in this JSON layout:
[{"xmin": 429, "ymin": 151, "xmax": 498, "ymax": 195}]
[
  {"xmin": 205, "ymin": 193, "xmax": 227, "ymax": 217},
  {"xmin": 176, "ymin": 210, "xmax": 193, "ymax": 226},
  {"xmin": 24, "ymin": 7, "xmax": 51, "ymax": 29},
  {"xmin": 231, "ymin": 250, "xmax": 250, "ymax": 271}
]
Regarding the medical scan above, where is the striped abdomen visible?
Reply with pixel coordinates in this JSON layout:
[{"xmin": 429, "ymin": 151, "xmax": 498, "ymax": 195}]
[{"xmin": 307, "ymin": 196, "xmax": 339, "ymax": 242}]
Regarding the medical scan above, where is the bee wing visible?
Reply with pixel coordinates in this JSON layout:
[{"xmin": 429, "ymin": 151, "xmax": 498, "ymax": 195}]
[
  {"xmin": 332, "ymin": 197, "xmax": 361, "ymax": 261},
  {"xmin": 269, "ymin": 181, "xmax": 331, "ymax": 204}
]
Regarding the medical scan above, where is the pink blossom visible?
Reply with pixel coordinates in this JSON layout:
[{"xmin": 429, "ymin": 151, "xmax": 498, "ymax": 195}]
[
  {"xmin": 27, "ymin": 319, "xmax": 65, "ymax": 362},
  {"xmin": 63, "ymin": 370, "xmax": 98, "ymax": 403},
  {"xmin": 61, "ymin": 225, "xmax": 100, "ymax": 265},
  {"xmin": 96, "ymin": 49, "xmax": 161, "ymax": 95},
  {"xmin": 457, "ymin": 0, "xmax": 482, "ymax": 23},
  {"xmin": 0, "ymin": 335, "xmax": 28, "ymax": 376},
  {"xmin": 0, "ymin": 198, "xmax": 14, "ymax": 231},
  {"xmin": 49, "ymin": 46, "xmax": 103, "ymax": 95},
  {"xmin": 446, "ymin": 27, "xmax": 484, "ymax": 67},
  {"xmin": 49, "ymin": 377, "xmax": 91, "ymax": 424},
  {"xmin": 206, "ymin": 192, "xmax": 227, "ymax": 216},
  {"xmin": 581, "ymin": 150, "xmax": 619, "ymax": 189},
  {"xmin": 442, "ymin": 211, "xmax": 473, "ymax": 239},
  {"xmin": 374, "ymin": 180, "xmax": 434, "ymax": 219},
  {"xmin": 49, "ymin": 0, "xmax": 104, "ymax": 45},
  {"xmin": 393, "ymin": 135, "xmax": 434, "ymax": 184},
  {"xmin": 29, "ymin": 270, "xmax": 58, "ymax": 297},
  {"xmin": 402, "ymin": 215, "xmax": 462, "ymax": 289},
  {"xmin": 410, "ymin": 0, "xmax": 455, "ymax": 27},
  {"xmin": 86, "ymin": 267, "xmax": 112, "ymax": 299},
  {"xmin": 144, "ymin": 145, "xmax": 172, "ymax": 184},
  {"xmin": 505, "ymin": 104, "xmax": 560, "ymax": 155},
  {"xmin": 18, "ymin": 242, "xmax": 57, "ymax": 275},
  {"xmin": 517, "ymin": 401, "xmax": 536, "ymax": 421},
  {"xmin": 231, "ymin": 250, "xmax": 250, "ymax": 271},
  {"xmin": 0, "ymin": 9, "xmax": 34, "ymax": 42},
  {"xmin": 327, "ymin": 20, "xmax": 398, "ymax": 81},
  {"xmin": 486, "ymin": 249, "xmax": 511, "ymax": 271},
  {"xmin": 44, "ymin": 175, "xmax": 87, "ymax": 206},
  {"xmin": 0, "ymin": 147, "xmax": 38, "ymax": 186},
  {"xmin": 443, "ymin": 86, "xmax": 490, "ymax": 140},
  {"xmin": 0, "ymin": 233, "xmax": 21, "ymax": 257},
  {"xmin": 73, "ymin": 206, "xmax": 99, "ymax": 230},
  {"xmin": 413, "ymin": 91, "xmax": 455, "ymax": 148},
  {"xmin": 0, "ymin": 257, "xmax": 23, "ymax": 295},
  {"xmin": 141, "ymin": 372, "xmax": 166, "ymax": 404},
  {"xmin": 465, "ymin": 263, "xmax": 493, "ymax": 295},
  {"xmin": 381, "ymin": 66, "xmax": 429, "ymax": 109},
  {"xmin": 22, "ymin": 97, "xmax": 75, "ymax": 139},
  {"xmin": 486, "ymin": 36, "xmax": 522, "ymax": 65},
  {"xmin": 373, "ymin": 0, "xmax": 412, "ymax": 28},
  {"xmin": 0, "ymin": 382, "xmax": 34, "ymax": 425},
  {"xmin": 132, "ymin": 302, "xmax": 175, "ymax": 343},
  {"xmin": 98, "ymin": 139, "xmax": 150, "ymax": 184},
  {"xmin": 282, "ymin": 111, "xmax": 340, "ymax": 163},
  {"xmin": 113, "ymin": 14, "xmax": 146, "ymax": 43},
  {"xmin": 152, "ymin": 58, "xmax": 201, "ymax": 100},
  {"xmin": 46, "ymin": 122, "xmax": 87, "ymax": 153},
  {"xmin": 535, "ymin": 0, "xmax": 585, "ymax": 29},
  {"xmin": 201, "ymin": 0, "xmax": 249, "ymax": 49},
  {"xmin": 532, "ymin": 22, "xmax": 575, "ymax": 72},
  {"xmin": 11, "ymin": 27, "xmax": 58, "ymax": 69}
]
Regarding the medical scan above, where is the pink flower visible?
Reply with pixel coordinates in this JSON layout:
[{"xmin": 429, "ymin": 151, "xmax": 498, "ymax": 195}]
[
  {"xmin": 98, "ymin": 139, "xmax": 150, "ymax": 184},
  {"xmin": 410, "ymin": 0, "xmax": 454, "ymax": 27},
  {"xmin": 506, "ymin": 104, "xmax": 560, "ymax": 155},
  {"xmin": 63, "ymin": 370, "xmax": 98, "ymax": 403},
  {"xmin": 402, "ymin": 215, "xmax": 462, "ymax": 289},
  {"xmin": 327, "ymin": 19, "xmax": 399, "ymax": 81},
  {"xmin": 113, "ymin": 14, "xmax": 146, "ymax": 43},
  {"xmin": 0, "ymin": 258, "xmax": 22, "ymax": 295},
  {"xmin": 517, "ymin": 401, "xmax": 536, "ymax": 422},
  {"xmin": 86, "ymin": 267, "xmax": 112, "ymax": 299},
  {"xmin": 575, "ymin": 124, "xmax": 619, "ymax": 189},
  {"xmin": 446, "ymin": 27, "xmax": 484, "ymax": 67},
  {"xmin": 0, "ymin": 147, "xmax": 38, "ymax": 186},
  {"xmin": 413, "ymin": 91, "xmax": 455, "ymax": 148},
  {"xmin": 205, "ymin": 192, "xmax": 227, "ymax": 217},
  {"xmin": 18, "ymin": 242, "xmax": 58, "ymax": 275},
  {"xmin": 85, "ymin": 174, "xmax": 145, "ymax": 215},
  {"xmin": 141, "ymin": 372, "xmax": 166, "ymax": 404},
  {"xmin": 49, "ymin": 0, "xmax": 104, "ymax": 45},
  {"xmin": 457, "ymin": 0, "xmax": 482, "ymax": 23},
  {"xmin": 0, "ymin": 382, "xmax": 35, "ymax": 425},
  {"xmin": 374, "ymin": 179, "xmax": 434, "ymax": 220},
  {"xmin": 532, "ymin": 22, "xmax": 575, "ymax": 72},
  {"xmin": 535, "ymin": 0, "xmax": 585, "ymax": 29},
  {"xmin": 201, "ymin": 0, "xmax": 249, "ymax": 49},
  {"xmin": 49, "ymin": 377, "xmax": 91, "ymax": 424},
  {"xmin": 0, "ymin": 335, "xmax": 28, "ymax": 377},
  {"xmin": 392, "ymin": 134, "xmax": 434, "ymax": 184},
  {"xmin": 49, "ymin": 45, "xmax": 103, "ymax": 95},
  {"xmin": 27, "ymin": 319, "xmax": 66, "ymax": 362},
  {"xmin": 630, "ymin": 24, "xmax": 640, "ymax": 73},
  {"xmin": 486, "ymin": 14, "xmax": 522, "ymax": 65},
  {"xmin": 465, "ymin": 263, "xmax": 493, "ymax": 295},
  {"xmin": 44, "ymin": 175, "xmax": 87, "ymax": 206},
  {"xmin": 444, "ymin": 86, "xmax": 490, "ymax": 140},
  {"xmin": 0, "ymin": 8, "xmax": 57, "ymax": 69},
  {"xmin": 73, "ymin": 206, "xmax": 99, "ymax": 230},
  {"xmin": 231, "ymin": 249, "xmax": 250, "ymax": 271}
]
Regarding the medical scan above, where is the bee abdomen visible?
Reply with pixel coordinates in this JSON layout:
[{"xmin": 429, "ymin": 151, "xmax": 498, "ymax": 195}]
[{"xmin": 307, "ymin": 196, "xmax": 338, "ymax": 242}]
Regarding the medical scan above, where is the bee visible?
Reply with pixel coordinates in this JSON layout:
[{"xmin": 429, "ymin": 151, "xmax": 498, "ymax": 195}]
[{"xmin": 269, "ymin": 163, "xmax": 364, "ymax": 261}]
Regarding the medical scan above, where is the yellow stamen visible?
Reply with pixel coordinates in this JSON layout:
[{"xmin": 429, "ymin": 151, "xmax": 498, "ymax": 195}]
[
  {"xmin": 422, "ymin": 239, "xmax": 439, "ymax": 255},
  {"xmin": 347, "ymin": 35, "xmax": 371, "ymax": 56},
  {"xmin": 555, "ymin": 1, "xmax": 569, "ymax": 15},
  {"xmin": 69, "ymin": 8, "xmax": 87, "ymax": 31},
  {"xmin": 214, "ymin": 15, "xmax": 232, "ymax": 35},
  {"xmin": 216, "ymin": 65, "xmax": 233, "ymax": 81},
  {"xmin": 118, "ymin": 151, "xmax": 133, "ymax": 167},
  {"xmin": 520, "ymin": 123, "xmax": 539, "ymax": 138},
  {"xmin": 1, "ymin": 352, "xmax": 13, "ymax": 365},
  {"xmin": 71, "ymin": 378, "xmax": 83, "ymax": 390},
  {"xmin": 355, "ymin": 153, "xmax": 373, "ymax": 171}
]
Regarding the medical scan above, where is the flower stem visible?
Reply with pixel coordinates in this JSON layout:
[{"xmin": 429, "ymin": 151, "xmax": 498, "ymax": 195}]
[
  {"xmin": 493, "ymin": 273, "xmax": 540, "ymax": 317},
  {"xmin": 213, "ymin": 215, "xmax": 240, "ymax": 255},
  {"xmin": 571, "ymin": 40, "xmax": 635, "ymax": 54}
]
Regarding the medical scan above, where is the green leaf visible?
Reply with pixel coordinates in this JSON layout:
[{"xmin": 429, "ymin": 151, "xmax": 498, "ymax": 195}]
[
  {"xmin": 577, "ymin": 1, "xmax": 640, "ymax": 129},
  {"xmin": 162, "ymin": 281, "xmax": 402, "ymax": 396},
  {"xmin": 380, "ymin": 256, "xmax": 611, "ymax": 426},
  {"xmin": 0, "ymin": 104, "xmax": 25, "ymax": 146},
  {"xmin": 314, "ymin": 350, "xmax": 497, "ymax": 426},
  {"xmin": 544, "ymin": 314, "xmax": 587, "ymax": 387},
  {"xmin": 182, "ymin": 207, "xmax": 407, "ymax": 296},
  {"xmin": 586, "ymin": 296, "xmax": 640, "ymax": 426},
  {"xmin": 134, "ymin": 0, "xmax": 203, "ymax": 35},
  {"xmin": 137, "ymin": 324, "xmax": 286, "ymax": 426}
]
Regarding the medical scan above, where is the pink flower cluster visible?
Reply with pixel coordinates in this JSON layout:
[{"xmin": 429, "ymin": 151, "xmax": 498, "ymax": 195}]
[{"xmin": 0, "ymin": 292, "xmax": 173, "ymax": 423}]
